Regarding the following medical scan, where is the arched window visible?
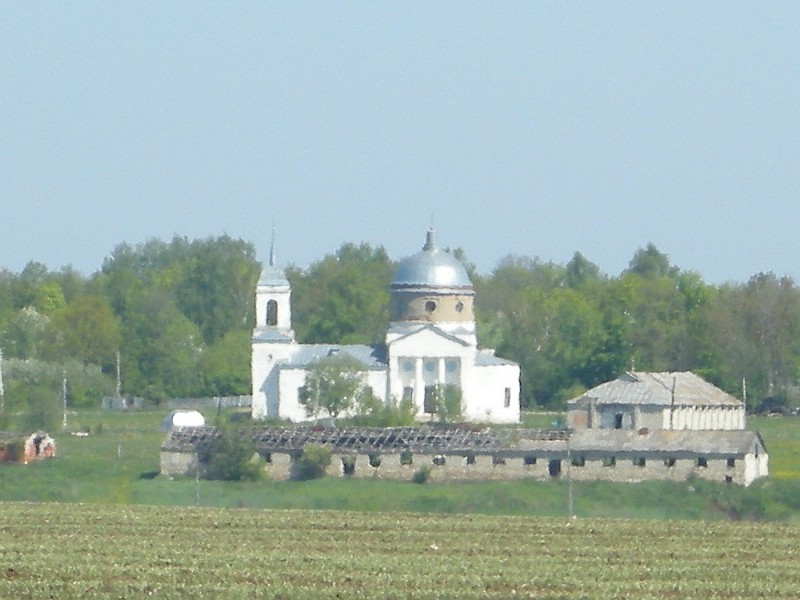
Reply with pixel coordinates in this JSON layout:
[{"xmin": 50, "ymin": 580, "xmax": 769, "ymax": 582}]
[{"xmin": 266, "ymin": 299, "xmax": 278, "ymax": 326}]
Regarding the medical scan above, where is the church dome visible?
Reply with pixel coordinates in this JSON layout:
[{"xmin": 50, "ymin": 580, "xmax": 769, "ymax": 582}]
[{"xmin": 391, "ymin": 229, "xmax": 474, "ymax": 293}]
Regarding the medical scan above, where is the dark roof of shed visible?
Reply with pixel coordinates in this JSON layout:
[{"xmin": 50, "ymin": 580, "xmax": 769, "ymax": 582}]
[{"xmin": 161, "ymin": 426, "xmax": 570, "ymax": 455}]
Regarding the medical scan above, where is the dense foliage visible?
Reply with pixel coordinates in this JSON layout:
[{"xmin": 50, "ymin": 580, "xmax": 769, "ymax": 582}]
[{"xmin": 3, "ymin": 235, "xmax": 800, "ymax": 412}]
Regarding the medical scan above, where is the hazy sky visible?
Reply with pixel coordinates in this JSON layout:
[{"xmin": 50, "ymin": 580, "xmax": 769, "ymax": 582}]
[{"xmin": 3, "ymin": 3, "xmax": 800, "ymax": 283}]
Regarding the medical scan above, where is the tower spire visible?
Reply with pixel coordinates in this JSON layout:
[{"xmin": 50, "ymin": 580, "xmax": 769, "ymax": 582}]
[
  {"xmin": 423, "ymin": 227, "xmax": 437, "ymax": 251},
  {"xmin": 269, "ymin": 223, "xmax": 276, "ymax": 267}
]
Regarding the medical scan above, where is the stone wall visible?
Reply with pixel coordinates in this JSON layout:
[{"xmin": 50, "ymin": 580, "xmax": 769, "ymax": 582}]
[{"xmin": 161, "ymin": 448, "xmax": 757, "ymax": 485}]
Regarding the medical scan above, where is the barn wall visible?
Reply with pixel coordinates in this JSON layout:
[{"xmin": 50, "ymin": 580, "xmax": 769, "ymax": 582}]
[{"xmin": 159, "ymin": 447, "xmax": 765, "ymax": 486}]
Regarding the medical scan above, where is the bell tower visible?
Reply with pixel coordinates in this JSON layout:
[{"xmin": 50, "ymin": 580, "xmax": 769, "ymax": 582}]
[{"xmin": 254, "ymin": 230, "xmax": 293, "ymax": 335}]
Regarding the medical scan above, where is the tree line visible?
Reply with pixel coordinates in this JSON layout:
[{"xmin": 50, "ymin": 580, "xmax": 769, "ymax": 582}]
[{"xmin": 1, "ymin": 235, "xmax": 799, "ymax": 417}]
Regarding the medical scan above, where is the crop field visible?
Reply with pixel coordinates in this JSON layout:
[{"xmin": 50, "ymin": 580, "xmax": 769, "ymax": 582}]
[{"xmin": 0, "ymin": 503, "xmax": 798, "ymax": 599}]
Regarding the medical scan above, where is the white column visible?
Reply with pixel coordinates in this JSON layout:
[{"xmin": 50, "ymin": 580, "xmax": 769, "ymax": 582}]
[
  {"xmin": 414, "ymin": 358, "xmax": 425, "ymax": 413},
  {"xmin": 437, "ymin": 358, "xmax": 446, "ymax": 386}
]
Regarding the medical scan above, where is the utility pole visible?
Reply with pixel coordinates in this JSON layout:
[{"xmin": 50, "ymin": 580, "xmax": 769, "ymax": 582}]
[
  {"xmin": 566, "ymin": 433, "xmax": 574, "ymax": 520},
  {"xmin": 115, "ymin": 351, "xmax": 122, "ymax": 398},
  {"xmin": 62, "ymin": 367, "xmax": 68, "ymax": 429},
  {"xmin": 0, "ymin": 347, "xmax": 5, "ymax": 415}
]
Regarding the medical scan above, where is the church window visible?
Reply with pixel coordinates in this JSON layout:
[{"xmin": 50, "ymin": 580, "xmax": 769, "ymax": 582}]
[
  {"xmin": 424, "ymin": 300, "xmax": 437, "ymax": 312},
  {"xmin": 266, "ymin": 299, "xmax": 278, "ymax": 326},
  {"xmin": 504, "ymin": 388, "xmax": 511, "ymax": 408},
  {"xmin": 402, "ymin": 387, "xmax": 414, "ymax": 403},
  {"xmin": 455, "ymin": 301, "xmax": 464, "ymax": 312}
]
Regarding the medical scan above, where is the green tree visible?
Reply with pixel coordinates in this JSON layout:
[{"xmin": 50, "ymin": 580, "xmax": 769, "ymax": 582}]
[
  {"xmin": 206, "ymin": 428, "xmax": 262, "ymax": 481},
  {"xmin": 291, "ymin": 444, "xmax": 332, "ymax": 481},
  {"xmin": 44, "ymin": 295, "xmax": 121, "ymax": 368},
  {"xmin": 201, "ymin": 330, "xmax": 251, "ymax": 396},
  {"xmin": 428, "ymin": 384, "xmax": 463, "ymax": 424},
  {"xmin": 1, "ymin": 307, "xmax": 49, "ymax": 359},
  {"xmin": 626, "ymin": 243, "xmax": 678, "ymax": 279},
  {"xmin": 289, "ymin": 243, "xmax": 393, "ymax": 345},
  {"xmin": 176, "ymin": 236, "xmax": 260, "ymax": 344},
  {"xmin": 299, "ymin": 352, "xmax": 365, "ymax": 418},
  {"xmin": 120, "ymin": 289, "xmax": 202, "ymax": 399}
]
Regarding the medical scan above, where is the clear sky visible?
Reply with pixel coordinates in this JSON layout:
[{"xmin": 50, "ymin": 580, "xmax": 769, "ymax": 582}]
[{"xmin": 3, "ymin": 3, "xmax": 800, "ymax": 283}]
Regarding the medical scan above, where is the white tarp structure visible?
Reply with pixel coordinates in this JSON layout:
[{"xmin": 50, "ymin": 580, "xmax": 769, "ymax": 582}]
[{"xmin": 161, "ymin": 410, "xmax": 205, "ymax": 431}]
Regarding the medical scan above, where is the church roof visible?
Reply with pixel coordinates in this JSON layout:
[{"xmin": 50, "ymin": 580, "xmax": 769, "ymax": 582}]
[
  {"xmin": 277, "ymin": 344, "xmax": 387, "ymax": 370},
  {"xmin": 391, "ymin": 229, "xmax": 474, "ymax": 293},
  {"xmin": 258, "ymin": 228, "xmax": 289, "ymax": 287},
  {"xmin": 567, "ymin": 371, "xmax": 743, "ymax": 407},
  {"xmin": 475, "ymin": 349, "xmax": 518, "ymax": 367},
  {"xmin": 252, "ymin": 329, "xmax": 295, "ymax": 343},
  {"xmin": 388, "ymin": 323, "xmax": 471, "ymax": 347}
]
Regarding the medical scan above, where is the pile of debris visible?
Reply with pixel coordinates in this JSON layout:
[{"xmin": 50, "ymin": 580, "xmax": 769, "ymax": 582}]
[{"xmin": 0, "ymin": 431, "xmax": 56, "ymax": 464}]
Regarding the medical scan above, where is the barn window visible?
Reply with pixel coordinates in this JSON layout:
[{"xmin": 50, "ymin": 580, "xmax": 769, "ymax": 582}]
[
  {"xmin": 571, "ymin": 456, "xmax": 585, "ymax": 467},
  {"xmin": 368, "ymin": 453, "xmax": 382, "ymax": 468},
  {"xmin": 342, "ymin": 456, "xmax": 355, "ymax": 476},
  {"xmin": 465, "ymin": 454, "xmax": 476, "ymax": 466},
  {"xmin": 548, "ymin": 460, "xmax": 562, "ymax": 477},
  {"xmin": 614, "ymin": 413, "xmax": 624, "ymax": 429},
  {"xmin": 633, "ymin": 457, "xmax": 646, "ymax": 467},
  {"xmin": 266, "ymin": 300, "xmax": 278, "ymax": 326},
  {"xmin": 400, "ymin": 451, "xmax": 413, "ymax": 466},
  {"xmin": 425, "ymin": 300, "xmax": 437, "ymax": 313},
  {"xmin": 727, "ymin": 458, "xmax": 735, "ymax": 468},
  {"xmin": 524, "ymin": 455, "xmax": 537, "ymax": 466},
  {"xmin": 602, "ymin": 456, "xmax": 616, "ymax": 467},
  {"xmin": 697, "ymin": 457, "xmax": 708, "ymax": 468},
  {"xmin": 725, "ymin": 475, "xmax": 733, "ymax": 484},
  {"xmin": 664, "ymin": 457, "xmax": 676, "ymax": 468},
  {"xmin": 492, "ymin": 455, "xmax": 506, "ymax": 466},
  {"xmin": 504, "ymin": 388, "xmax": 511, "ymax": 408},
  {"xmin": 432, "ymin": 455, "xmax": 446, "ymax": 466}
]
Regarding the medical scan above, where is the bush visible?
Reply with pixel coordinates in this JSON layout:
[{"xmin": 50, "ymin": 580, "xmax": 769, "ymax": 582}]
[
  {"xmin": 291, "ymin": 444, "xmax": 332, "ymax": 481},
  {"xmin": 412, "ymin": 465, "xmax": 432, "ymax": 484},
  {"xmin": 205, "ymin": 428, "xmax": 263, "ymax": 481}
]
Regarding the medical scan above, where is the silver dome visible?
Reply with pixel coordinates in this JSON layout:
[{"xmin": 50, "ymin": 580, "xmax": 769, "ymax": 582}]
[{"xmin": 391, "ymin": 229, "xmax": 474, "ymax": 291}]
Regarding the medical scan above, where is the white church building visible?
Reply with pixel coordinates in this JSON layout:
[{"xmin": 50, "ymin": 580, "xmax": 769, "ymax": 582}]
[{"xmin": 251, "ymin": 229, "xmax": 521, "ymax": 424}]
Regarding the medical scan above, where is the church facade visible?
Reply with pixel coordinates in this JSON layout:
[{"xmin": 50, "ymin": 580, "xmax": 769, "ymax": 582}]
[{"xmin": 251, "ymin": 230, "xmax": 521, "ymax": 424}]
